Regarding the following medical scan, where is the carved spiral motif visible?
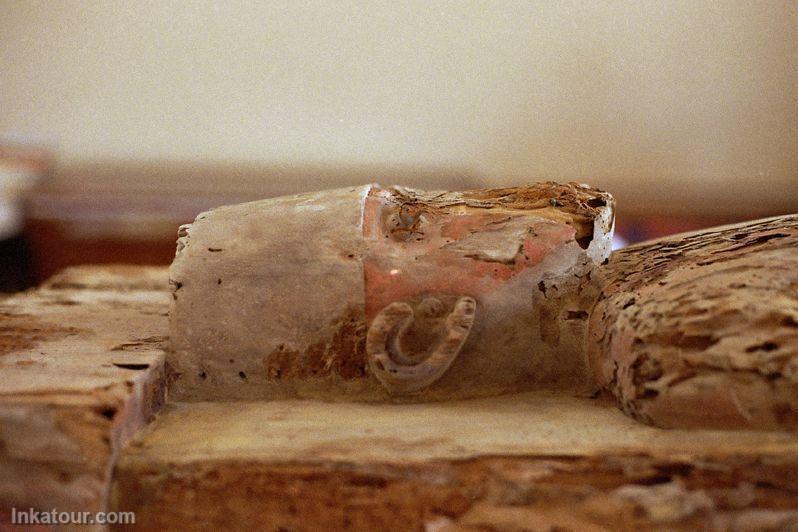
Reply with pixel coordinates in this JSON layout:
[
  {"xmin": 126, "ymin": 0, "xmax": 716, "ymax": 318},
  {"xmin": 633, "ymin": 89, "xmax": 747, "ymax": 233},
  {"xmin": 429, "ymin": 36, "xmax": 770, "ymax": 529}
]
[{"xmin": 366, "ymin": 296, "xmax": 477, "ymax": 394}]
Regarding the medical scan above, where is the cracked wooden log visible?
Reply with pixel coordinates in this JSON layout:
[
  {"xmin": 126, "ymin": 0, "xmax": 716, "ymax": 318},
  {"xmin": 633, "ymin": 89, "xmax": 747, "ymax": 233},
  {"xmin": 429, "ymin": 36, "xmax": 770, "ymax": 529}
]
[
  {"xmin": 589, "ymin": 214, "xmax": 798, "ymax": 430},
  {"xmin": 168, "ymin": 182, "xmax": 614, "ymax": 401}
]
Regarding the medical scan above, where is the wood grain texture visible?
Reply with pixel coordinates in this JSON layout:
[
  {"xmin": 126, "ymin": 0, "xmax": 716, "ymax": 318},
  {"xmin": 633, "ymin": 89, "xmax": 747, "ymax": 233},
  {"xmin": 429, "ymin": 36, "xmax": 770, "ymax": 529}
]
[
  {"xmin": 0, "ymin": 266, "xmax": 168, "ymax": 516},
  {"xmin": 589, "ymin": 214, "xmax": 798, "ymax": 430}
]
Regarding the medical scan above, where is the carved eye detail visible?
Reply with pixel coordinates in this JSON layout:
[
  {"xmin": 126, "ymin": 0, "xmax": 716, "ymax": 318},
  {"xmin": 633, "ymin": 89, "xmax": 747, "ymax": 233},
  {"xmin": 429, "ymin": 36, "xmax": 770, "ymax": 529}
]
[
  {"xmin": 383, "ymin": 209, "xmax": 428, "ymax": 241},
  {"xmin": 366, "ymin": 296, "xmax": 477, "ymax": 394}
]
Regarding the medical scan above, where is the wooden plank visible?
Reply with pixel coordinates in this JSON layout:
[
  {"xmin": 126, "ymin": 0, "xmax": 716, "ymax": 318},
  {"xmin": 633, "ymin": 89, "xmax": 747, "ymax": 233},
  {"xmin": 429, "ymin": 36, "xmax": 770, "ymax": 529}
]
[
  {"xmin": 111, "ymin": 394, "xmax": 798, "ymax": 530},
  {"xmin": 0, "ymin": 266, "xmax": 169, "ymax": 516}
]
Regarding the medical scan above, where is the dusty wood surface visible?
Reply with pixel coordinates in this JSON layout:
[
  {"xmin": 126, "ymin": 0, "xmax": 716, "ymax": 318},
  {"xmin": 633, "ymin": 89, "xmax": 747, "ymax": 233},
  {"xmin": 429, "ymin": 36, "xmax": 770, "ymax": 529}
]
[
  {"xmin": 589, "ymin": 214, "xmax": 798, "ymax": 430},
  {"xmin": 112, "ymin": 394, "xmax": 798, "ymax": 531},
  {"xmin": 0, "ymin": 266, "xmax": 168, "ymax": 516}
]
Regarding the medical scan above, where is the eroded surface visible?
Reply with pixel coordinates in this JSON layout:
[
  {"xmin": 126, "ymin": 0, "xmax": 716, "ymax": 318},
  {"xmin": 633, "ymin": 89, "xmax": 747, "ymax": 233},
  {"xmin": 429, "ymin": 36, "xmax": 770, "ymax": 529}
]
[{"xmin": 590, "ymin": 215, "xmax": 798, "ymax": 429}]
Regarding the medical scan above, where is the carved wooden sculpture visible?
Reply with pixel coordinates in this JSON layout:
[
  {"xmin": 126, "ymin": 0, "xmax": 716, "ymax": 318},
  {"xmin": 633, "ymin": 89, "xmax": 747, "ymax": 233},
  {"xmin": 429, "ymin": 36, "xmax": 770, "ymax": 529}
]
[
  {"xmin": 169, "ymin": 182, "xmax": 614, "ymax": 401},
  {"xmin": 168, "ymin": 183, "xmax": 798, "ymax": 432}
]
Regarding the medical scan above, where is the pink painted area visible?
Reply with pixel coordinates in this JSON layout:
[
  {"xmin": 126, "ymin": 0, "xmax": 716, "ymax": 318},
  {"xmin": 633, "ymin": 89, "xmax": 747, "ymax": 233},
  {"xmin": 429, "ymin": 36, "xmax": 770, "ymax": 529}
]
[
  {"xmin": 439, "ymin": 212, "xmax": 515, "ymax": 240},
  {"xmin": 361, "ymin": 187, "xmax": 577, "ymax": 320}
]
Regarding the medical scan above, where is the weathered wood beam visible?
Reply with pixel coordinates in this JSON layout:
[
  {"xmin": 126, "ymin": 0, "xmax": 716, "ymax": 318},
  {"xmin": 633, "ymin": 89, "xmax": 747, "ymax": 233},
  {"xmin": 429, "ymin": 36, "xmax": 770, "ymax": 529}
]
[
  {"xmin": 589, "ymin": 214, "xmax": 798, "ymax": 430},
  {"xmin": 0, "ymin": 266, "xmax": 168, "ymax": 517}
]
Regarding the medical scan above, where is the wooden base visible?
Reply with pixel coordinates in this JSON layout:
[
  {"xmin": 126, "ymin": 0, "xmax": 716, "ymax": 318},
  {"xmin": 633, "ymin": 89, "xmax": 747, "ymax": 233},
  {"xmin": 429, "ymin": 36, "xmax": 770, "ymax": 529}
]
[{"xmin": 113, "ymin": 395, "xmax": 798, "ymax": 530}]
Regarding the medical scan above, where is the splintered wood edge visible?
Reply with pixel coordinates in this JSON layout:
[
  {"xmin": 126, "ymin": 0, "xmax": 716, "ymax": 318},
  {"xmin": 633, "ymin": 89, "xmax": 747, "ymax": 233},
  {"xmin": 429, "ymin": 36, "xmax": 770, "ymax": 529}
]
[{"xmin": 0, "ymin": 265, "xmax": 170, "ymax": 512}]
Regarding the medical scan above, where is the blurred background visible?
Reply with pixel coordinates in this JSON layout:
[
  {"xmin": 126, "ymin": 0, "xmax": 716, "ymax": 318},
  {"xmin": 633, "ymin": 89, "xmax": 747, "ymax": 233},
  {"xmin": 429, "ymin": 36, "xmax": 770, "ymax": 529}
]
[{"xmin": 1, "ymin": 0, "xmax": 796, "ymax": 291}]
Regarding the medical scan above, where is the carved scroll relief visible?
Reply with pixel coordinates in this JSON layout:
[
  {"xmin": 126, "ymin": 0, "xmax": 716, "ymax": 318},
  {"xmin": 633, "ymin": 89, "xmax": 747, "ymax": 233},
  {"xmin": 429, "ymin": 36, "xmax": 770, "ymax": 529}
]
[{"xmin": 367, "ymin": 296, "xmax": 477, "ymax": 394}]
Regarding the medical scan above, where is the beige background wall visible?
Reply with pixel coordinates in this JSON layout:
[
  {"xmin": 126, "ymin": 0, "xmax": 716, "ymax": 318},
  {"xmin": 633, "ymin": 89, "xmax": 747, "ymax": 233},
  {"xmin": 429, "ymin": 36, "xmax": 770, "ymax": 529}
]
[{"xmin": 1, "ymin": 1, "xmax": 796, "ymax": 215}]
